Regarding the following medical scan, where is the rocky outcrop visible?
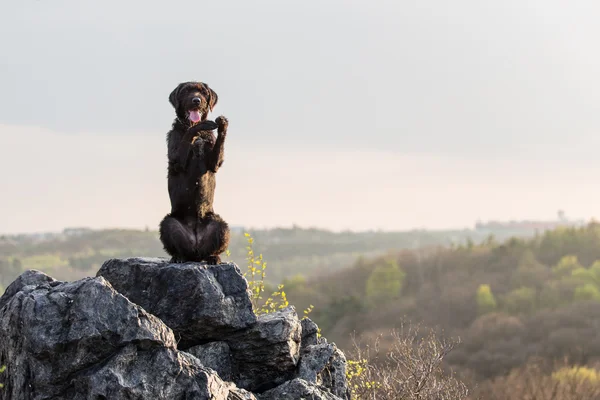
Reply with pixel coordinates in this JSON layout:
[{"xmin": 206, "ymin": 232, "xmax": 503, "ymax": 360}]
[
  {"xmin": 0, "ymin": 258, "xmax": 349, "ymax": 400},
  {"xmin": 0, "ymin": 273, "xmax": 220, "ymax": 399},
  {"xmin": 97, "ymin": 258, "xmax": 257, "ymax": 348}
]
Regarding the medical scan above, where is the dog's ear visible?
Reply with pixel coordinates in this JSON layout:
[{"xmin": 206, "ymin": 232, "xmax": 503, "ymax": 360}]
[
  {"xmin": 168, "ymin": 83, "xmax": 185, "ymax": 109},
  {"xmin": 203, "ymin": 83, "xmax": 219, "ymax": 112}
]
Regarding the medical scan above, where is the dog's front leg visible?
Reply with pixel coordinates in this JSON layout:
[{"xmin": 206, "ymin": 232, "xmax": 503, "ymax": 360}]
[{"xmin": 207, "ymin": 116, "xmax": 228, "ymax": 173}]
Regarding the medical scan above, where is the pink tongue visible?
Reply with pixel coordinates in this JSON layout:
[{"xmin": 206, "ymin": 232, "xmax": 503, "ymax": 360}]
[{"xmin": 189, "ymin": 110, "xmax": 201, "ymax": 123}]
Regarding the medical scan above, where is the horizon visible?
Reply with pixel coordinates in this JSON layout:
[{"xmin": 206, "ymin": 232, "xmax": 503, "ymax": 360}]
[{"xmin": 1, "ymin": 213, "xmax": 590, "ymax": 237}]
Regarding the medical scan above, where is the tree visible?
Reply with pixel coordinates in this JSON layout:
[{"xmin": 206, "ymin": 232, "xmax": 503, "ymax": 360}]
[
  {"xmin": 574, "ymin": 283, "xmax": 600, "ymax": 302},
  {"xmin": 365, "ymin": 260, "xmax": 405, "ymax": 304},
  {"xmin": 552, "ymin": 255, "xmax": 583, "ymax": 278},
  {"xmin": 511, "ymin": 250, "xmax": 550, "ymax": 290},
  {"xmin": 571, "ymin": 260, "xmax": 600, "ymax": 287},
  {"xmin": 476, "ymin": 284, "xmax": 497, "ymax": 315},
  {"xmin": 503, "ymin": 287, "xmax": 536, "ymax": 315}
]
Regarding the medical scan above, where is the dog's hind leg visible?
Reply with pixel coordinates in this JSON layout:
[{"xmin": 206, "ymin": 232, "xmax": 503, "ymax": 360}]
[
  {"xmin": 195, "ymin": 213, "xmax": 230, "ymax": 264},
  {"xmin": 159, "ymin": 215, "xmax": 198, "ymax": 262}
]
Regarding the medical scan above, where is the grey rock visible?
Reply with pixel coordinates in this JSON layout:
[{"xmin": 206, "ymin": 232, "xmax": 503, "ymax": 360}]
[
  {"xmin": 297, "ymin": 343, "xmax": 350, "ymax": 399},
  {"xmin": 301, "ymin": 317, "xmax": 320, "ymax": 348},
  {"xmin": 298, "ymin": 343, "xmax": 335, "ymax": 383},
  {"xmin": 0, "ymin": 275, "xmax": 175, "ymax": 399},
  {"xmin": 328, "ymin": 347, "xmax": 349, "ymax": 399},
  {"xmin": 319, "ymin": 346, "xmax": 350, "ymax": 399},
  {"xmin": 186, "ymin": 341, "xmax": 233, "ymax": 381},
  {"xmin": 66, "ymin": 345, "xmax": 231, "ymax": 400},
  {"xmin": 0, "ymin": 269, "xmax": 56, "ymax": 308},
  {"xmin": 0, "ymin": 261, "xmax": 351, "ymax": 400},
  {"xmin": 259, "ymin": 378, "xmax": 343, "ymax": 400},
  {"xmin": 227, "ymin": 385, "xmax": 259, "ymax": 400},
  {"xmin": 97, "ymin": 257, "xmax": 257, "ymax": 348},
  {"xmin": 228, "ymin": 307, "xmax": 302, "ymax": 392}
]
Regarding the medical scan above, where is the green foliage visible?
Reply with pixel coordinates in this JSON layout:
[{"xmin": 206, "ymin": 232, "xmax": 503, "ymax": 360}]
[
  {"xmin": 280, "ymin": 274, "xmax": 307, "ymax": 291},
  {"xmin": 511, "ymin": 250, "xmax": 550, "ymax": 289},
  {"xmin": 552, "ymin": 255, "xmax": 583, "ymax": 277},
  {"xmin": 244, "ymin": 232, "xmax": 268, "ymax": 309},
  {"xmin": 303, "ymin": 304, "xmax": 314, "ymax": 319},
  {"xmin": 476, "ymin": 284, "xmax": 497, "ymax": 315},
  {"xmin": 242, "ymin": 232, "xmax": 297, "ymax": 316},
  {"xmin": 552, "ymin": 365, "xmax": 600, "ymax": 385},
  {"xmin": 475, "ymin": 361, "xmax": 600, "ymax": 399},
  {"xmin": 573, "ymin": 283, "xmax": 600, "ymax": 302},
  {"xmin": 0, "ymin": 364, "xmax": 4, "ymax": 389},
  {"xmin": 365, "ymin": 260, "xmax": 405, "ymax": 304},
  {"xmin": 538, "ymin": 276, "xmax": 583, "ymax": 309},
  {"xmin": 571, "ymin": 260, "xmax": 600, "ymax": 286},
  {"xmin": 262, "ymin": 284, "xmax": 290, "ymax": 314},
  {"xmin": 502, "ymin": 286, "xmax": 536, "ymax": 315},
  {"xmin": 346, "ymin": 358, "xmax": 379, "ymax": 397}
]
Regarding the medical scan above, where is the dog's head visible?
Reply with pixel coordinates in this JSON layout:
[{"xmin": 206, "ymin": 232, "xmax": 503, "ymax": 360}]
[{"xmin": 169, "ymin": 81, "xmax": 218, "ymax": 125}]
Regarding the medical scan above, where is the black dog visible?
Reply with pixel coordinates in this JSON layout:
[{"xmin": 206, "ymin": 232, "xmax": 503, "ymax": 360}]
[{"xmin": 159, "ymin": 81, "xmax": 230, "ymax": 264}]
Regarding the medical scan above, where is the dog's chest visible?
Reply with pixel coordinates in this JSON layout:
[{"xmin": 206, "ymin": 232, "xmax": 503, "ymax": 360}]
[{"xmin": 192, "ymin": 133, "xmax": 216, "ymax": 157}]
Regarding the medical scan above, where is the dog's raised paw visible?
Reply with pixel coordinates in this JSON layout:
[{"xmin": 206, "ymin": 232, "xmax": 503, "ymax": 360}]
[{"xmin": 215, "ymin": 116, "xmax": 229, "ymax": 132}]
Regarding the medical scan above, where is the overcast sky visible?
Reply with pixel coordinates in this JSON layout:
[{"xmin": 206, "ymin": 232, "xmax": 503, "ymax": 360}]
[{"xmin": 1, "ymin": 0, "xmax": 600, "ymax": 234}]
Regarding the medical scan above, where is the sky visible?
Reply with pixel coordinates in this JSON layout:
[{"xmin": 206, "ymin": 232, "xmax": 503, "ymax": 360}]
[{"xmin": 1, "ymin": 0, "xmax": 600, "ymax": 234}]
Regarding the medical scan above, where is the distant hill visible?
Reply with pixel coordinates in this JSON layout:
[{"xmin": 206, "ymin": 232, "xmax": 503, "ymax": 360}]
[{"xmin": 0, "ymin": 223, "xmax": 574, "ymax": 290}]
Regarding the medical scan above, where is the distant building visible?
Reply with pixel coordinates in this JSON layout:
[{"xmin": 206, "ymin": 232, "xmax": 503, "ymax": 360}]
[{"xmin": 475, "ymin": 211, "xmax": 586, "ymax": 233}]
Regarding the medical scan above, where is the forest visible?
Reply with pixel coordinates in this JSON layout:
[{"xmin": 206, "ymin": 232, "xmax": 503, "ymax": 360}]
[{"xmin": 281, "ymin": 222, "xmax": 600, "ymax": 397}]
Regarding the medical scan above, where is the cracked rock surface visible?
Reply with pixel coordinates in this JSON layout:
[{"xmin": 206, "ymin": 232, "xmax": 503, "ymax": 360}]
[
  {"xmin": 227, "ymin": 307, "xmax": 302, "ymax": 392},
  {"xmin": 185, "ymin": 341, "xmax": 233, "ymax": 381},
  {"xmin": 0, "ymin": 275, "xmax": 178, "ymax": 399},
  {"xmin": 97, "ymin": 258, "xmax": 257, "ymax": 348}
]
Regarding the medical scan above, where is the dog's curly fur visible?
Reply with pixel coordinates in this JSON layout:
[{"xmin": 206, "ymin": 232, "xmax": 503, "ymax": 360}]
[{"xmin": 159, "ymin": 81, "xmax": 230, "ymax": 264}]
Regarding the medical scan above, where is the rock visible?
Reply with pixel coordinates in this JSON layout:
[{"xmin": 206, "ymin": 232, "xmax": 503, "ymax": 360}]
[
  {"xmin": 323, "ymin": 346, "xmax": 349, "ymax": 399},
  {"xmin": 0, "ymin": 274, "xmax": 176, "ymax": 399},
  {"xmin": 227, "ymin": 385, "xmax": 259, "ymax": 400},
  {"xmin": 97, "ymin": 257, "xmax": 257, "ymax": 348},
  {"xmin": 228, "ymin": 307, "xmax": 302, "ymax": 392},
  {"xmin": 186, "ymin": 341, "xmax": 233, "ymax": 381},
  {"xmin": 259, "ymin": 378, "xmax": 343, "ymax": 400},
  {"xmin": 297, "ymin": 343, "xmax": 350, "ymax": 399},
  {"xmin": 0, "ymin": 262, "xmax": 351, "ymax": 400},
  {"xmin": 0, "ymin": 269, "xmax": 55, "ymax": 308},
  {"xmin": 66, "ymin": 345, "xmax": 231, "ymax": 400},
  {"xmin": 297, "ymin": 343, "xmax": 335, "ymax": 383},
  {"xmin": 301, "ymin": 317, "xmax": 320, "ymax": 348}
]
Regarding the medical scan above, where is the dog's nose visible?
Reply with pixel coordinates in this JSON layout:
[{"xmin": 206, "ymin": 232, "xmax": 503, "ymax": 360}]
[{"xmin": 192, "ymin": 97, "xmax": 201, "ymax": 105}]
